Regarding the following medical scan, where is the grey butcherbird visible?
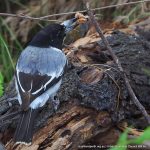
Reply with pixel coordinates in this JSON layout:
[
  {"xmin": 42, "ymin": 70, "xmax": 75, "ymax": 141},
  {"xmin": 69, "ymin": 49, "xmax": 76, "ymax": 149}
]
[{"xmin": 14, "ymin": 18, "xmax": 77, "ymax": 145}]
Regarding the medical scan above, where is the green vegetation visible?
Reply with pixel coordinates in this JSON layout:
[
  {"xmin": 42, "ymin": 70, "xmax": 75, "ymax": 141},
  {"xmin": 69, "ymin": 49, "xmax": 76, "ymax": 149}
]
[
  {"xmin": 110, "ymin": 127, "xmax": 150, "ymax": 150},
  {"xmin": 0, "ymin": 33, "xmax": 15, "ymax": 82},
  {"xmin": 0, "ymin": 18, "xmax": 23, "ymax": 83}
]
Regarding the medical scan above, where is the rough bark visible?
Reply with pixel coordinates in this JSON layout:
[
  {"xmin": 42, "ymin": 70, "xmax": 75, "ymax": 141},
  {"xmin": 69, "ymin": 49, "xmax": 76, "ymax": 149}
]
[
  {"xmin": 5, "ymin": 103, "xmax": 112, "ymax": 150},
  {"xmin": 0, "ymin": 31, "xmax": 150, "ymax": 149}
]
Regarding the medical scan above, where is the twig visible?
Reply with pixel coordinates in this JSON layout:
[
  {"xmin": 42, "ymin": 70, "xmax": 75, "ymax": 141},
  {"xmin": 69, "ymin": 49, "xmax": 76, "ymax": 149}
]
[
  {"xmin": 104, "ymin": 70, "xmax": 121, "ymax": 111},
  {"xmin": 83, "ymin": 0, "xmax": 150, "ymax": 124},
  {"xmin": 90, "ymin": 64, "xmax": 121, "ymax": 110},
  {"xmin": 0, "ymin": 13, "xmax": 61, "ymax": 22},
  {"xmin": 0, "ymin": 0, "xmax": 149, "ymax": 21},
  {"xmin": 88, "ymin": 63, "xmax": 120, "ymax": 72}
]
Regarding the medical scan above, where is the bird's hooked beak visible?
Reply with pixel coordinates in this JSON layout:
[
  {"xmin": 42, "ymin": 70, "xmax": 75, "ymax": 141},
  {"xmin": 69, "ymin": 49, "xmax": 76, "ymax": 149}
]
[{"xmin": 61, "ymin": 18, "xmax": 78, "ymax": 33}]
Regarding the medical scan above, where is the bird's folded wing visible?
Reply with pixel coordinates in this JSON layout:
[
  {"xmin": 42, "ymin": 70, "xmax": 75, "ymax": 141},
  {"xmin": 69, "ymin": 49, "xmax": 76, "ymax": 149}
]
[{"xmin": 15, "ymin": 46, "xmax": 67, "ymax": 109}]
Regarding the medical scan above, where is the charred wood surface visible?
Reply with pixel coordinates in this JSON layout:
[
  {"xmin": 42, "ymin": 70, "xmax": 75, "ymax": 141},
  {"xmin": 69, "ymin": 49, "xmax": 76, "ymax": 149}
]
[{"xmin": 0, "ymin": 31, "xmax": 150, "ymax": 149}]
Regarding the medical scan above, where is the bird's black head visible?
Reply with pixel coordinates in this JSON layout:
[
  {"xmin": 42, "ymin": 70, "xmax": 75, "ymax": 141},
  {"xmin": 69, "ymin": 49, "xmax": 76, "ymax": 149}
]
[
  {"xmin": 29, "ymin": 24, "xmax": 65, "ymax": 49},
  {"xmin": 29, "ymin": 18, "xmax": 77, "ymax": 49}
]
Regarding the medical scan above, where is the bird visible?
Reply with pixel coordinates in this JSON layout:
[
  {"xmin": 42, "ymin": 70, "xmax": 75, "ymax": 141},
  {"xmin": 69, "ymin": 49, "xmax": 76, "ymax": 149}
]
[{"xmin": 14, "ymin": 18, "xmax": 77, "ymax": 145}]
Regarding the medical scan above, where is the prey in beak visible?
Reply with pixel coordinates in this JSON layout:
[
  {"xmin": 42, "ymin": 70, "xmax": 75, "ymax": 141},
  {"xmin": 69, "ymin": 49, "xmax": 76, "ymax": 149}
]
[{"xmin": 61, "ymin": 18, "xmax": 78, "ymax": 33}]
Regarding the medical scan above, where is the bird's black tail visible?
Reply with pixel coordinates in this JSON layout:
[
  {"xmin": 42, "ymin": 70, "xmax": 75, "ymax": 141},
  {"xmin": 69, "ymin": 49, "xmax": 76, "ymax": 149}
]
[{"xmin": 13, "ymin": 108, "xmax": 38, "ymax": 144}]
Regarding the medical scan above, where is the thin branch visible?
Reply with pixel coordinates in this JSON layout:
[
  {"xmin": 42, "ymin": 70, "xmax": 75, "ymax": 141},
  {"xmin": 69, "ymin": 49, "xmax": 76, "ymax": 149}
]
[
  {"xmin": 88, "ymin": 64, "xmax": 120, "ymax": 73},
  {"xmin": 37, "ymin": 0, "xmax": 150, "ymax": 19},
  {"xmin": 104, "ymin": 70, "xmax": 121, "ymax": 111},
  {"xmin": 0, "ymin": 13, "xmax": 61, "ymax": 22},
  {"xmin": 0, "ymin": 0, "xmax": 149, "ymax": 21},
  {"xmin": 83, "ymin": 0, "xmax": 150, "ymax": 124}
]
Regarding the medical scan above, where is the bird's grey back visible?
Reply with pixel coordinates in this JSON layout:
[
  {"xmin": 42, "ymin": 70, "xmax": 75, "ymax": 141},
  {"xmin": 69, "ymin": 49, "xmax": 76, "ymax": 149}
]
[{"xmin": 16, "ymin": 46, "xmax": 67, "ymax": 76}]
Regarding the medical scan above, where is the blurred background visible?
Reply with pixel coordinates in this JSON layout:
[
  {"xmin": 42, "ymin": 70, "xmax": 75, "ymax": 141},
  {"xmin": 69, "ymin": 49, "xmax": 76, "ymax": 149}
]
[{"xmin": 0, "ymin": 0, "xmax": 149, "ymax": 83}]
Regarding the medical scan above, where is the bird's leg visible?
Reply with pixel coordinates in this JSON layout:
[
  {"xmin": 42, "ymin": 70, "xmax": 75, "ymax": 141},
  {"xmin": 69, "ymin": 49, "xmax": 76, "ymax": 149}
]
[{"xmin": 51, "ymin": 95, "xmax": 60, "ymax": 111}]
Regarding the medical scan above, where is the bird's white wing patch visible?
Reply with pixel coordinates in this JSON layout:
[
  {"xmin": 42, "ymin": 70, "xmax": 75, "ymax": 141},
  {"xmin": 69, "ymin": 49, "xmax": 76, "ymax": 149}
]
[
  {"xmin": 32, "ymin": 85, "xmax": 43, "ymax": 95},
  {"xmin": 16, "ymin": 70, "xmax": 25, "ymax": 93},
  {"xmin": 30, "ymin": 79, "xmax": 62, "ymax": 109},
  {"xmin": 44, "ymin": 71, "xmax": 56, "ymax": 90},
  {"xmin": 15, "ymin": 77, "xmax": 22, "ymax": 105},
  {"xmin": 32, "ymin": 72, "xmax": 55, "ymax": 95}
]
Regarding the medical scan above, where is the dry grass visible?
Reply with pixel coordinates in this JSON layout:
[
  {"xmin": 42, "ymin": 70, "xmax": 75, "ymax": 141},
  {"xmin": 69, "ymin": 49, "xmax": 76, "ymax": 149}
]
[{"xmin": 0, "ymin": 0, "xmax": 149, "ymax": 83}]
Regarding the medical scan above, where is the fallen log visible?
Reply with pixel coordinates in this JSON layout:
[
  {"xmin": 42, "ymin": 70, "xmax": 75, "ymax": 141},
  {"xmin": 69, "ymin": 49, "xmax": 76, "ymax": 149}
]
[
  {"xmin": 6, "ymin": 103, "xmax": 112, "ymax": 150},
  {"xmin": 0, "ymin": 31, "xmax": 150, "ymax": 149}
]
